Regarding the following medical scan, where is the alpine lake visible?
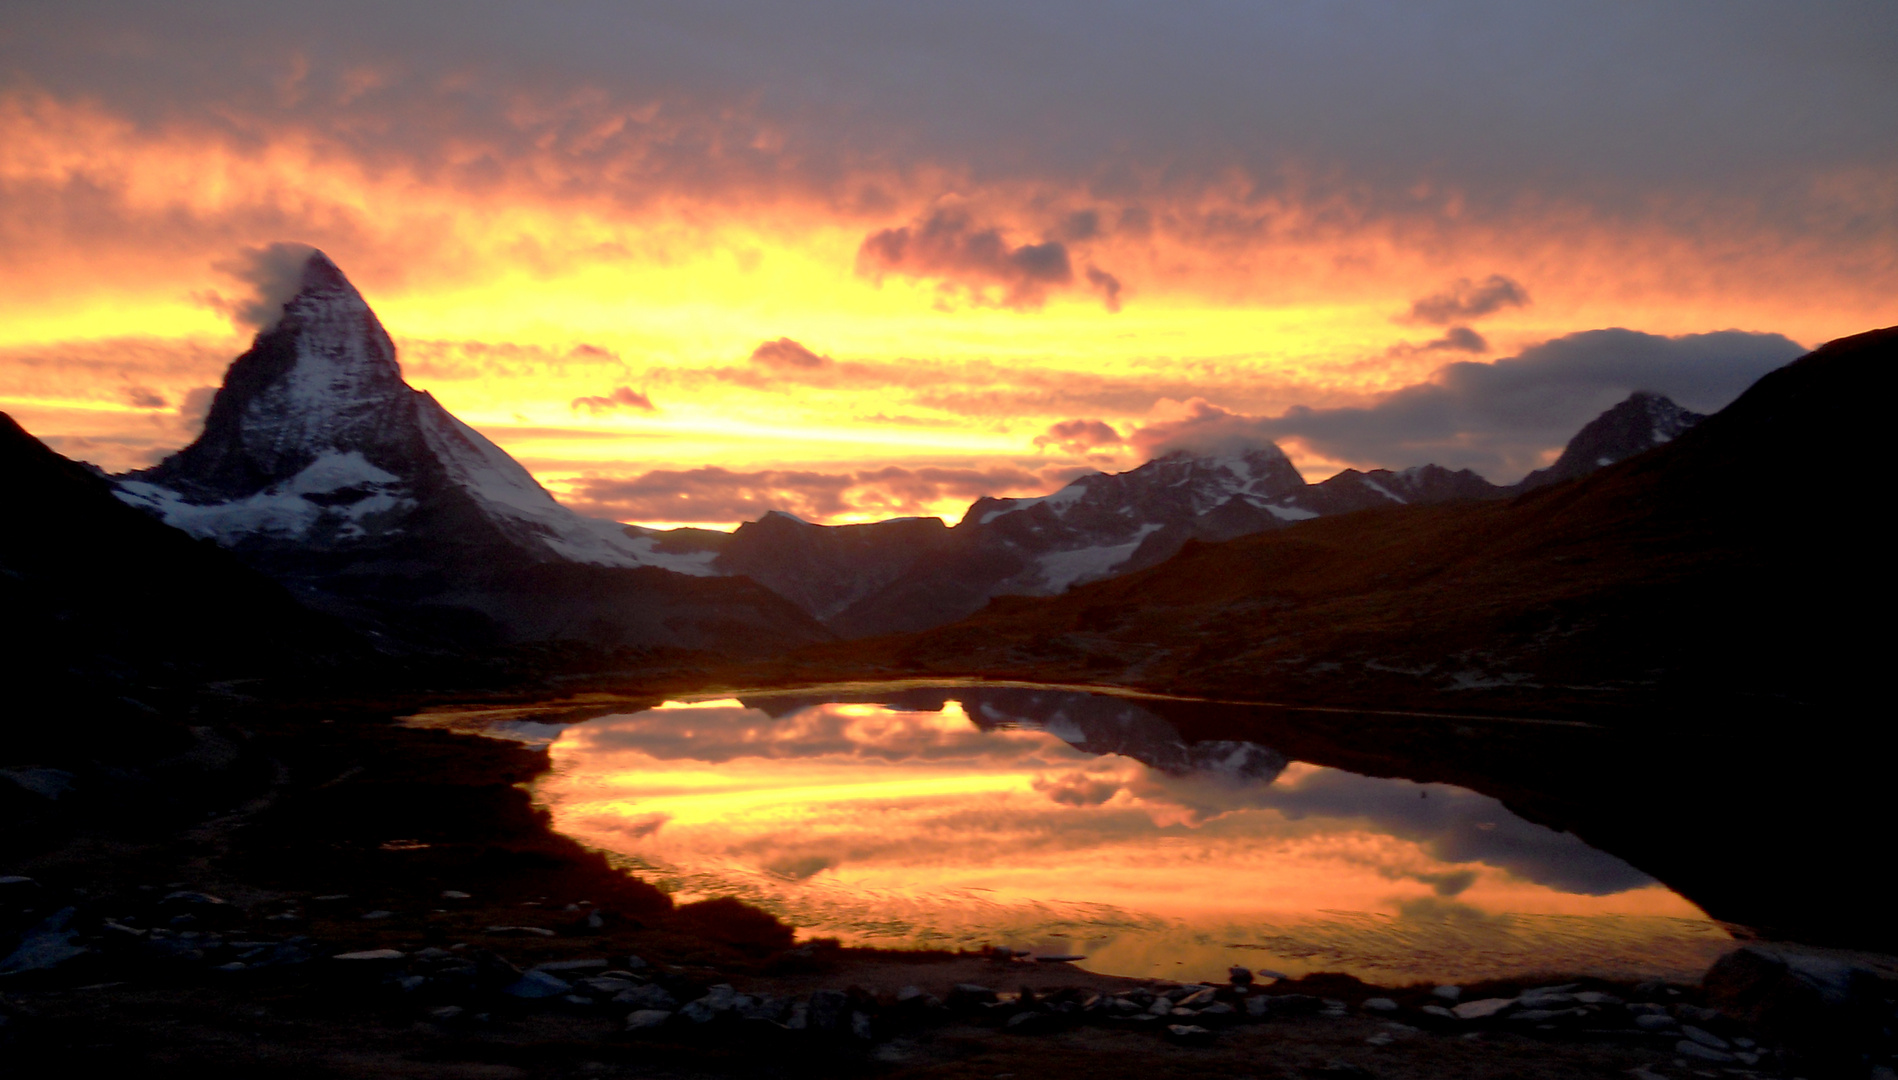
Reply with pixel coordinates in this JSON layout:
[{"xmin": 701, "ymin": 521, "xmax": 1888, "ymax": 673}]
[{"xmin": 404, "ymin": 682, "xmax": 1735, "ymax": 987}]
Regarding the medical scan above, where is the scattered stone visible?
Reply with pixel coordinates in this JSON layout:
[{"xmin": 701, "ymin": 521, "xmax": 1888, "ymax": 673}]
[
  {"xmin": 1627, "ymin": 1002, "xmax": 1668, "ymax": 1017},
  {"xmin": 1508, "ymin": 1007, "xmax": 1587, "ymax": 1024},
  {"xmin": 162, "ymin": 891, "xmax": 229, "ymax": 907},
  {"xmin": 611, "ymin": 986, "xmax": 679, "ymax": 1009},
  {"xmin": 625, "ymin": 1009, "xmax": 673, "ymax": 1031},
  {"xmin": 1675, "ymin": 1039, "xmax": 1736, "ymax": 1063},
  {"xmin": 850, "ymin": 1010, "xmax": 874, "ymax": 1040},
  {"xmin": 331, "ymin": 949, "xmax": 405, "ymax": 962},
  {"xmin": 1244, "ymin": 996, "xmax": 1269, "ymax": 1018},
  {"xmin": 1431, "ymin": 985, "xmax": 1463, "ymax": 1002},
  {"xmin": 360, "ymin": 910, "xmax": 393, "ymax": 920},
  {"xmin": 1175, "ymin": 987, "xmax": 1218, "ymax": 1008},
  {"xmin": 426, "ymin": 1006, "xmax": 465, "ymax": 1022},
  {"xmin": 533, "ymin": 958, "xmax": 609, "ymax": 974},
  {"xmin": 1517, "ymin": 991, "xmax": 1579, "ymax": 1009},
  {"xmin": 1452, "ymin": 998, "xmax": 1515, "ymax": 1021},
  {"xmin": 502, "ymin": 970, "xmax": 572, "ymax": 999},
  {"xmin": 1679, "ymin": 1025, "xmax": 1729, "ymax": 1050},
  {"xmin": 1575, "ymin": 991, "xmax": 1624, "ymax": 1006},
  {"xmin": 440, "ymin": 890, "xmax": 471, "ymax": 900},
  {"xmin": 947, "ymin": 984, "xmax": 999, "ymax": 1009},
  {"xmin": 1362, "ymin": 998, "xmax": 1398, "ymax": 1013},
  {"xmin": 1419, "ymin": 1005, "xmax": 1454, "ymax": 1019},
  {"xmin": 1311, "ymin": 1060, "xmax": 1375, "ymax": 1079},
  {"xmin": 1365, "ymin": 1032, "xmax": 1394, "ymax": 1046},
  {"xmin": 1634, "ymin": 1014, "xmax": 1678, "ymax": 1032},
  {"xmin": 483, "ymin": 925, "xmax": 555, "ymax": 937},
  {"xmin": 1165, "ymin": 1023, "xmax": 1214, "ymax": 1046},
  {"xmin": 680, "ymin": 984, "xmax": 738, "ymax": 1023},
  {"xmin": 1006, "ymin": 1010, "xmax": 1064, "ymax": 1034}
]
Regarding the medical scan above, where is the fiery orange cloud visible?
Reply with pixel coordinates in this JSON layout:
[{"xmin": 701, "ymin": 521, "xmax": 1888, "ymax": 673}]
[{"xmin": 3, "ymin": 10, "xmax": 1894, "ymax": 529}]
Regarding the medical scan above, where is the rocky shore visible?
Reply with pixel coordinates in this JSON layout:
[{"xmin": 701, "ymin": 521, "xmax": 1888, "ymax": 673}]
[{"xmin": 5, "ymin": 867, "xmax": 1895, "ymax": 1079}]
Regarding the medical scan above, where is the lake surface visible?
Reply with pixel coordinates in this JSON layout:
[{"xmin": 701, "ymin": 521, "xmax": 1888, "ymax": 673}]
[{"xmin": 420, "ymin": 684, "xmax": 1732, "ymax": 984}]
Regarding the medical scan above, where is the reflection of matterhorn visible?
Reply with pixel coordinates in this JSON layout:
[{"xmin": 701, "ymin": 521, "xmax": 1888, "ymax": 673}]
[{"xmin": 112, "ymin": 250, "xmax": 825, "ymax": 654}]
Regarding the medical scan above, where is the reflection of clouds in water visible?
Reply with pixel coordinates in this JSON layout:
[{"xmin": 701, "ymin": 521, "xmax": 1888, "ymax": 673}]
[
  {"xmin": 566, "ymin": 699, "xmax": 1084, "ymax": 767},
  {"xmin": 551, "ymin": 691, "xmax": 1652, "ymax": 899}
]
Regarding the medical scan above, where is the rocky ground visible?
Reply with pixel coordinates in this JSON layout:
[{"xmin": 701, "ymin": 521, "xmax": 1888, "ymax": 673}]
[{"xmin": 4, "ymin": 693, "xmax": 1895, "ymax": 1079}]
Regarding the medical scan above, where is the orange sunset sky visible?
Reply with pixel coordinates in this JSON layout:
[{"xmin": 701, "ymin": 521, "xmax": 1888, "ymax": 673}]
[{"xmin": 3, "ymin": 3, "xmax": 1893, "ymax": 528}]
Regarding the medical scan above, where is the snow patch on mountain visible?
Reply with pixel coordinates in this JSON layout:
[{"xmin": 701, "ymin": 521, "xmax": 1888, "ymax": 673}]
[
  {"xmin": 115, "ymin": 451, "xmax": 411, "ymax": 543},
  {"xmin": 1036, "ymin": 523, "xmax": 1165, "ymax": 591}
]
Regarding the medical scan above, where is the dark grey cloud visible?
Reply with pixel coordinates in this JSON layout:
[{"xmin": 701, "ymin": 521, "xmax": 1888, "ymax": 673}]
[
  {"xmin": 1033, "ymin": 418, "xmax": 1124, "ymax": 455},
  {"xmin": 1406, "ymin": 275, "xmax": 1530, "ymax": 325},
  {"xmin": 569, "ymin": 386, "xmax": 656, "ymax": 413},
  {"xmin": 1133, "ymin": 328, "xmax": 1806, "ymax": 481},
  {"xmin": 210, "ymin": 242, "xmax": 318, "ymax": 330},
  {"xmin": 1084, "ymin": 267, "xmax": 1122, "ymax": 313},
  {"xmin": 857, "ymin": 207, "xmax": 1086, "ymax": 311},
  {"xmin": 1422, "ymin": 326, "xmax": 1488, "ymax": 353},
  {"xmin": 748, "ymin": 338, "xmax": 830, "ymax": 370},
  {"xmin": 7, "ymin": 3, "xmax": 1893, "ymax": 215},
  {"xmin": 124, "ymin": 386, "xmax": 167, "ymax": 409}
]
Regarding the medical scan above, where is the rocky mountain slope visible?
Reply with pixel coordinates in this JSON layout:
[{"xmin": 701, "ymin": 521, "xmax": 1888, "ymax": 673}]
[
  {"xmin": 1, "ymin": 412, "xmax": 363, "ymax": 759},
  {"xmin": 112, "ymin": 251, "xmax": 827, "ymax": 656},
  {"xmin": 802, "ymin": 327, "xmax": 1891, "ymax": 720},
  {"xmin": 682, "ymin": 391, "xmax": 1705, "ymax": 638}
]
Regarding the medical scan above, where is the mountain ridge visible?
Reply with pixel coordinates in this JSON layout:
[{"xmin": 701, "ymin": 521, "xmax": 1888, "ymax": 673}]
[{"xmin": 788, "ymin": 325, "xmax": 1893, "ymax": 719}]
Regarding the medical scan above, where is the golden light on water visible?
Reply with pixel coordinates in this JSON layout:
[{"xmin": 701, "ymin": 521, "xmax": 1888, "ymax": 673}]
[{"xmin": 511, "ymin": 696, "xmax": 1730, "ymax": 983}]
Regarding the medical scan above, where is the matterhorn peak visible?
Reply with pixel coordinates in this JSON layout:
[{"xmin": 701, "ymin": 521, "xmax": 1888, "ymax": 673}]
[
  {"xmin": 113, "ymin": 250, "xmax": 716, "ymax": 577},
  {"xmin": 127, "ymin": 249, "xmax": 408, "ymax": 501}
]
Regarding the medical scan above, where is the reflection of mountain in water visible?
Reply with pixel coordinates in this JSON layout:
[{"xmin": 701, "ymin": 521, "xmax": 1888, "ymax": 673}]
[
  {"xmin": 737, "ymin": 686, "xmax": 1654, "ymax": 898},
  {"xmin": 743, "ymin": 686, "xmax": 1288, "ymax": 783}
]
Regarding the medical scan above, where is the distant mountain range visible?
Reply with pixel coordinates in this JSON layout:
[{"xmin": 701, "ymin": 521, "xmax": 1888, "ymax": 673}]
[
  {"xmin": 809, "ymin": 326, "xmax": 1891, "ymax": 718},
  {"xmin": 10, "ymin": 248, "xmax": 1771, "ymax": 665},
  {"xmin": 664, "ymin": 390, "xmax": 1705, "ymax": 637}
]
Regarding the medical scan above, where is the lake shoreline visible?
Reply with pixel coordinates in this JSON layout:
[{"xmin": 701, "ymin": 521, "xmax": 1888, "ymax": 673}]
[{"xmin": 6, "ymin": 681, "xmax": 1894, "ymax": 1076}]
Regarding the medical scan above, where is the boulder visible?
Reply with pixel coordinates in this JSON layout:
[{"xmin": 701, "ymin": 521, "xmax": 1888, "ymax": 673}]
[
  {"xmin": 807, "ymin": 989, "xmax": 850, "ymax": 1032},
  {"xmin": 1702, "ymin": 945, "xmax": 1897, "ymax": 1068},
  {"xmin": 1451, "ymin": 997, "xmax": 1515, "ymax": 1020},
  {"xmin": 0, "ymin": 908, "xmax": 89, "ymax": 975},
  {"xmin": 625, "ymin": 1009, "xmax": 673, "ymax": 1031}
]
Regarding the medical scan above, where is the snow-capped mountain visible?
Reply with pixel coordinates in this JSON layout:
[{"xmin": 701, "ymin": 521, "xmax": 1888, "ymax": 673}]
[
  {"xmin": 117, "ymin": 252, "xmax": 710, "ymax": 575},
  {"xmin": 689, "ymin": 392, "xmax": 1706, "ymax": 638},
  {"xmin": 1512, "ymin": 391, "xmax": 1706, "ymax": 491},
  {"xmin": 112, "ymin": 251, "xmax": 823, "ymax": 653}
]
